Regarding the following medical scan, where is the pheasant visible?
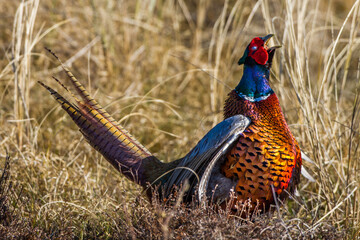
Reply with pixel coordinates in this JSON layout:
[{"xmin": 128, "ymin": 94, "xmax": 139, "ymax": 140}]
[{"xmin": 39, "ymin": 34, "xmax": 302, "ymax": 214}]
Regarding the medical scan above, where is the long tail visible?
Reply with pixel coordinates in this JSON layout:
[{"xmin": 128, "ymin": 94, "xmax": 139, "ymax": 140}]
[{"xmin": 39, "ymin": 49, "xmax": 156, "ymax": 185}]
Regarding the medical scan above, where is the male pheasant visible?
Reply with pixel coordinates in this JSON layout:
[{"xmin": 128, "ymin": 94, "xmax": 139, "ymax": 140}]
[{"xmin": 39, "ymin": 34, "xmax": 302, "ymax": 214}]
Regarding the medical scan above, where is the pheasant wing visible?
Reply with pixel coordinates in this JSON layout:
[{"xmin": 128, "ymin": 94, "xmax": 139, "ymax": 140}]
[{"xmin": 164, "ymin": 115, "xmax": 250, "ymax": 202}]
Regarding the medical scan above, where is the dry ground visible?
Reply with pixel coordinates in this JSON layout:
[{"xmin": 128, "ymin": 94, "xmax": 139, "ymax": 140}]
[{"xmin": 0, "ymin": 0, "xmax": 360, "ymax": 239}]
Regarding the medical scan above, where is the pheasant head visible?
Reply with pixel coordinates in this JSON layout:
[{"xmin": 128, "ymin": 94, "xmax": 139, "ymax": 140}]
[
  {"xmin": 238, "ymin": 34, "xmax": 279, "ymax": 67},
  {"xmin": 228, "ymin": 34, "xmax": 281, "ymax": 108}
]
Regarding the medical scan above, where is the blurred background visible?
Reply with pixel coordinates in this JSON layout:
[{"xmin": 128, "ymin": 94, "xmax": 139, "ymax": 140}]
[{"xmin": 0, "ymin": 0, "xmax": 359, "ymax": 238}]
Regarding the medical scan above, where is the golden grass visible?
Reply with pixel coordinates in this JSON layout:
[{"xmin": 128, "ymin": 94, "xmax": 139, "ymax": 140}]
[{"xmin": 0, "ymin": 0, "xmax": 359, "ymax": 238}]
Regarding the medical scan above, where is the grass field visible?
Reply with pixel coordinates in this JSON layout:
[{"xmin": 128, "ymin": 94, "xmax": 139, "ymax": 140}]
[{"xmin": 1, "ymin": 0, "xmax": 360, "ymax": 239}]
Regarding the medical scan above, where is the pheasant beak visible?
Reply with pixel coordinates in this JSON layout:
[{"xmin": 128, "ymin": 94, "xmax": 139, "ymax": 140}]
[
  {"xmin": 261, "ymin": 34, "xmax": 282, "ymax": 50},
  {"xmin": 261, "ymin": 34, "xmax": 274, "ymax": 46},
  {"xmin": 259, "ymin": 34, "xmax": 281, "ymax": 67}
]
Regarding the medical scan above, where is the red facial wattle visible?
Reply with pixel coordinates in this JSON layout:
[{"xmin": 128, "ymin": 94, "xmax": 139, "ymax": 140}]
[{"xmin": 248, "ymin": 37, "xmax": 268, "ymax": 65}]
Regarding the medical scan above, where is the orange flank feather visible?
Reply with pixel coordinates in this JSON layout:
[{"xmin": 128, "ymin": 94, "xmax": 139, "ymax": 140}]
[{"xmin": 222, "ymin": 91, "xmax": 302, "ymax": 211}]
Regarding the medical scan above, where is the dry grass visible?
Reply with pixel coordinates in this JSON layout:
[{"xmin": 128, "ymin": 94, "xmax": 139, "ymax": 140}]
[{"xmin": 0, "ymin": 0, "xmax": 359, "ymax": 239}]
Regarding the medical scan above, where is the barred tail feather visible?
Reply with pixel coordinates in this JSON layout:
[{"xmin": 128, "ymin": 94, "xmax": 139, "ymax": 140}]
[
  {"xmin": 38, "ymin": 73, "xmax": 153, "ymax": 185},
  {"xmin": 45, "ymin": 48, "xmax": 152, "ymax": 157}
]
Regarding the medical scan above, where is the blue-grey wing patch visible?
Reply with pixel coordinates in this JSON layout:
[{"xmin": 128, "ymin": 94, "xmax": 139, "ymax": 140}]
[{"xmin": 164, "ymin": 114, "xmax": 250, "ymax": 202}]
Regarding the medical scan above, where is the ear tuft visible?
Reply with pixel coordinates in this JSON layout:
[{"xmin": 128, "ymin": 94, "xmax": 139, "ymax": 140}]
[{"xmin": 238, "ymin": 48, "xmax": 249, "ymax": 65}]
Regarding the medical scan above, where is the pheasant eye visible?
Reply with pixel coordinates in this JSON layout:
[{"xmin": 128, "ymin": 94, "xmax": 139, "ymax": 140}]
[{"xmin": 251, "ymin": 45, "xmax": 258, "ymax": 51}]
